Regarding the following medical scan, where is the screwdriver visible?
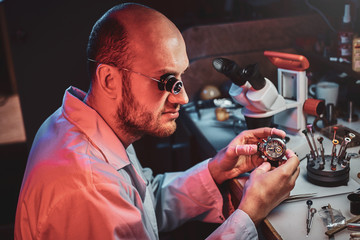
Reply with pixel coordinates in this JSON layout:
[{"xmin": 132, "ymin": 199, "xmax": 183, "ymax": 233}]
[
  {"xmin": 306, "ymin": 200, "xmax": 314, "ymax": 236},
  {"xmin": 317, "ymin": 137, "xmax": 325, "ymax": 169},
  {"xmin": 307, "ymin": 208, "xmax": 317, "ymax": 236},
  {"xmin": 303, "ymin": 130, "xmax": 316, "ymax": 159},
  {"xmin": 307, "ymin": 125, "xmax": 319, "ymax": 158},
  {"xmin": 331, "ymin": 139, "xmax": 339, "ymax": 171}
]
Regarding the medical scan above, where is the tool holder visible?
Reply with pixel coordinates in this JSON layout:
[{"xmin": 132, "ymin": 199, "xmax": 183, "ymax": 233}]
[{"xmin": 306, "ymin": 154, "xmax": 350, "ymax": 187}]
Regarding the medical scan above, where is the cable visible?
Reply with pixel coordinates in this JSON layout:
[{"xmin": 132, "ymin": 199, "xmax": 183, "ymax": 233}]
[{"xmin": 305, "ymin": 0, "xmax": 337, "ymax": 33}]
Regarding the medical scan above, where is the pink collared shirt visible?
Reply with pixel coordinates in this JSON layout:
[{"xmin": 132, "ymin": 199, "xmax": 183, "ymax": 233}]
[{"xmin": 15, "ymin": 86, "xmax": 257, "ymax": 239}]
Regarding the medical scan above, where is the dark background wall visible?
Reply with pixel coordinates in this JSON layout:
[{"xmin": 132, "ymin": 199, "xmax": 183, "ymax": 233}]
[
  {"xmin": 5, "ymin": 0, "xmax": 356, "ymax": 146},
  {"xmin": 1, "ymin": 0, "xmax": 359, "ymax": 239}
]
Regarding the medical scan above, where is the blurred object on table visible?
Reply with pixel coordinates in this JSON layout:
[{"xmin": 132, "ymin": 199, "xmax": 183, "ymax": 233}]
[{"xmin": 199, "ymin": 85, "xmax": 221, "ymax": 100}]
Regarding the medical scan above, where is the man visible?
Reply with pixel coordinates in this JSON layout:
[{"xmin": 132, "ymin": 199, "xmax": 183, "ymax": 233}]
[{"xmin": 15, "ymin": 3, "xmax": 300, "ymax": 239}]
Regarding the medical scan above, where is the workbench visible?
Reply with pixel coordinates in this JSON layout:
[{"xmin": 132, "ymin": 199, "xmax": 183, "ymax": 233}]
[{"xmin": 180, "ymin": 104, "xmax": 360, "ymax": 240}]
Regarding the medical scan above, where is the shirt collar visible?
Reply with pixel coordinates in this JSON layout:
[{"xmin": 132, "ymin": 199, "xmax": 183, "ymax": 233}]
[{"xmin": 61, "ymin": 86, "xmax": 130, "ymax": 170}]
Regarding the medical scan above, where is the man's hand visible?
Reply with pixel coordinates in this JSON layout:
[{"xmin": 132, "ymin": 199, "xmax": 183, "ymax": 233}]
[
  {"xmin": 238, "ymin": 149, "xmax": 300, "ymax": 225},
  {"xmin": 208, "ymin": 127, "xmax": 286, "ymax": 185}
]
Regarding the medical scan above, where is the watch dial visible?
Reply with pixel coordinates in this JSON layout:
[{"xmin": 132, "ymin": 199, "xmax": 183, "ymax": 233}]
[{"xmin": 265, "ymin": 138, "xmax": 286, "ymax": 160}]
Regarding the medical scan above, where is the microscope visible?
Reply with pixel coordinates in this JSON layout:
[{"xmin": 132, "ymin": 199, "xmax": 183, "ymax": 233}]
[
  {"xmin": 213, "ymin": 51, "xmax": 311, "ymax": 160},
  {"xmin": 213, "ymin": 51, "xmax": 354, "ymax": 186}
]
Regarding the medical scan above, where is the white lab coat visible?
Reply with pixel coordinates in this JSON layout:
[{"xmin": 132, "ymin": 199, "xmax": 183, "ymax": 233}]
[{"xmin": 14, "ymin": 86, "xmax": 257, "ymax": 239}]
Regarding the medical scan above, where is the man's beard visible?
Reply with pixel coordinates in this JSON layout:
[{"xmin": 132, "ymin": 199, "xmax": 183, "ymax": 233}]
[{"xmin": 115, "ymin": 82, "xmax": 177, "ymax": 138}]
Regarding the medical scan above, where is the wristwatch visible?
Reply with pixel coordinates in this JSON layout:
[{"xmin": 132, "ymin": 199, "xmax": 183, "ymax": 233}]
[{"xmin": 258, "ymin": 135, "xmax": 287, "ymax": 166}]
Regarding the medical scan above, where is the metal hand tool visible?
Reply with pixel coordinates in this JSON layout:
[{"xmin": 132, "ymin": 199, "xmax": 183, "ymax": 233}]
[
  {"xmin": 317, "ymin": 136, "xmax": 325, "ymax": 169},
  {"xmin": 306, "ymin": 200, "xmax": 313, "ymax": 236},
  {"xmin": 302, "ymin": 129, "xmax": 316, "ymax": 159},
  {"xmin": 332, "ymin": 126, "xmax": 338, "ymax": 140},
  {"xmin": 338, "ymin": 137, "xmax": 351, "ymax": 163},
  {"xmin": 307, "ymin": 124, "xmax": 319, "ymax": 158},
  {"xmin": 307, "ymin": 208, "xmax": 317, "ymax": 236},
  {"xmin": 331, "ymin": 139, "xmax": 339, "ymax": 171}
]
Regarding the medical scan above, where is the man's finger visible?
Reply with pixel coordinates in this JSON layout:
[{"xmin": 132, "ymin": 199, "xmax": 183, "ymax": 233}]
[
  {"xmin": 247, "ymin": 127, "xmax": 286, "ymax": 139},
  {"xmin": 234, "ymin": 144, "xmax": 258, "ymax": 156},
  {"xmin": 276, "ymin": 149, "xmax": 300, "ymax": 179},
  {"xmin": 252, "ymin": 162, "xmax": 271, "ymax": 176},
  {"xmin": 285, "ymin": 149, "xmax": 296, "ymax": 159}
]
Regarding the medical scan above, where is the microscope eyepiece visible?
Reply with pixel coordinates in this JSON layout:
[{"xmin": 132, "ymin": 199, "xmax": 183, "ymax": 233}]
[
  {"xmin": 212, "ymin": 58, "xmax": 247, "ymax": 87},
  {"xmin": 243, "ymin": 64, "xmax": 266, "ymax": 90},
  {"xmin": 212, "ymin": 58, "xmax": 265, "ymax": 90}
]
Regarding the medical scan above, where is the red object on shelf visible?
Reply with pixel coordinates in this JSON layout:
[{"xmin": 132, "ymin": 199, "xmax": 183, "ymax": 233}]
[{"xmin": 264, "ymin": 51, "xmax": 310, "ymax": 71}]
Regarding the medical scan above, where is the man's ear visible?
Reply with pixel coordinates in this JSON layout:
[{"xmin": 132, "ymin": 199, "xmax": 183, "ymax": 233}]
[{"xmin": 95, "ymin": 64, "xmax": 121, "ymax": 99}]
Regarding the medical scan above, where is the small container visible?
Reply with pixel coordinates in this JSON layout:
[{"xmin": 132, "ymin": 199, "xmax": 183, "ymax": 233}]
[
  {"xmin": 338, "ymin": 4, "xmax": 354, "ymax": 62},
  {"xmin": 352, "ymin": 37, "xmax": 360, "ymax": 72},
  {"xmin": 348, "ymin": 192, "xmax": 360, "ymax": 215},
  {"xmin": 215, "ymin": 107, "xmax": 229, "ymax": 121}
]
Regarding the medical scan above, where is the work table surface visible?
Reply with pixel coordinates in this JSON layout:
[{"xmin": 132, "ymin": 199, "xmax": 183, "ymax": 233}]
[{"xmin": 181, "ymin": 104, "xmax": 360, "ymax": 240}]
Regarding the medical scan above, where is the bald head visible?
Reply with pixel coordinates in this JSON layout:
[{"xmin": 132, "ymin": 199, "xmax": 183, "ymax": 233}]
[
  {"xmin": 86, "ymin": 3, "xmax": 183, "ymax": 82},
  {"xmin": 85, "ymin": 3, "xmax": 189, "ymax": 145}
]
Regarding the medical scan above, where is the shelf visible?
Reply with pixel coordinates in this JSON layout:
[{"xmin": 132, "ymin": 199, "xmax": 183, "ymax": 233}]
[{"xmin": 297, "ymin": 48, "xmax": 360, "ymax": 80}]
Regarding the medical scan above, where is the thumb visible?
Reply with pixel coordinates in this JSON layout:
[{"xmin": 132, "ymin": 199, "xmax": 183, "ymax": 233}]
[
  {"xmin": 251, "ymin": 162, "xmax": 271, "ymax": 176},
  {"xmin": 285, "ymin": 149, "xmax": 296, "ymax": 159},
  {"xmin": 233, "ymin": 144, "xmax": 258, "ymax": 156}
]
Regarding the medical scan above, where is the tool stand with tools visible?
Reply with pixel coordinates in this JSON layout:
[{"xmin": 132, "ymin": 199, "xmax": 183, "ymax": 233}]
[{"xmin": 304, "ymin": 125, "xmax": 353, "ymax": 187}]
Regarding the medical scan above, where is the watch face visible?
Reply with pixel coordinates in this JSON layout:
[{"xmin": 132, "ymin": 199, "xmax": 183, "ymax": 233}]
[{"xmin": 264, "ymin": 137, "xmax": 286, "ymax": 160}]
